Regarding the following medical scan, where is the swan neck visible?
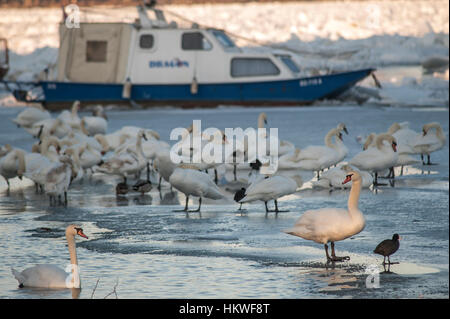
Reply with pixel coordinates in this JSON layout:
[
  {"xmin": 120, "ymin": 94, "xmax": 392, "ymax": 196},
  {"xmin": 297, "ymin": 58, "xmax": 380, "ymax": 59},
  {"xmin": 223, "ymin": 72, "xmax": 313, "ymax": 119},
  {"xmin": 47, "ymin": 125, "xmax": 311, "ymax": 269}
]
[
  {"xmin": 324, "ymin": 129, "xmax": 336, "ymax": 148},
  {"xmin": 66, "ymin": 234, "xmax": 78, "ymax": 266},
  {"xmin": 348, "ymin": 179, "xmax": 361, "ymax": 212}
]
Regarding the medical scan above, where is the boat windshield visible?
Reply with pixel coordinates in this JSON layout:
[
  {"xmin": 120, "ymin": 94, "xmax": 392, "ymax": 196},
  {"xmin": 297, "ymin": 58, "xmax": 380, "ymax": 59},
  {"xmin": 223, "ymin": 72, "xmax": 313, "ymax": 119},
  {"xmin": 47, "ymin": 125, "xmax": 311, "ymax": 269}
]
[
  {"xmin": 211, "ymin": 30, "xmax": 236, "ymax": 48},
  {"xmin": 277, "ymin": 55, "xmax": 300, "ymax": 74}
]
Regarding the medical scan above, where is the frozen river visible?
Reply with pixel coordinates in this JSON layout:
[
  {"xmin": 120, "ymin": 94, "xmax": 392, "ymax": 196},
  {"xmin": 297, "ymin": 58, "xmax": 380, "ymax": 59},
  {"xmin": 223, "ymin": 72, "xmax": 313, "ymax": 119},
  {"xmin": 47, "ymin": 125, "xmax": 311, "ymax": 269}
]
[{"xmin": 0, "ymin": 101, "xmax": 448, "ymax": 299}]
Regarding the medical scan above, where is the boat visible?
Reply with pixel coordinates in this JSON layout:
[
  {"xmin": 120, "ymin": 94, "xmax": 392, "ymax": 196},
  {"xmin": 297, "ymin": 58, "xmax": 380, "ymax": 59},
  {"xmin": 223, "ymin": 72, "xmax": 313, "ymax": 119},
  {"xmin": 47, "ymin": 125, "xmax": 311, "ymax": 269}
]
[{"xmin": 2, "ymin": 4, "xmax": 375, "ymax": 110}]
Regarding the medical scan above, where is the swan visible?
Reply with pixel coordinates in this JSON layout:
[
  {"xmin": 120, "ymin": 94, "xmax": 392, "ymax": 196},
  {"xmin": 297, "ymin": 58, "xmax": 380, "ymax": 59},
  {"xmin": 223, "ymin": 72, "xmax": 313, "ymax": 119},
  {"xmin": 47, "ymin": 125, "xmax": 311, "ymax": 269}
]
[
  {"xmin": 295, "ymin": 128, "xmax": 344, "ymax": 178},
  {"xmin": 58, "ymin": 101, "xmax": 81, "ymax": 129},
  {"xmin": 412, "ymin": 122, "xmax": 446, "ymax": 165},
  {"xmin": 0, "ymin": 144, "xmax": 12, "ymax": 157},
  {"xmin": 153, "ymin": 148, "xmax": 177, "ymax": 190},
  {"xmin": 349, "ymin": 134, "xmax": 398, "ymax": 185},
  {"xmin": 277, "ymin": 148, "xmax": 302, "ymax": 169},
  {"xmin": 43, "ymin": 154, "xmax": 75, "ymax": 204},
  {"xmin": 81, "ymin": 116, "xmax": 107, "ymax": 136},
  {"xmin": 96, "ymin": 132, "xmax": 146, "ymax": 182},
  {"xmin": 0, "ymin": 148, "xmax": 26, "ymax": 188},
  {"xmin": 12, "ymin": 225, "xmax": 88, "ymax": 288},
  {"xmin": 312, "ymin": 164, "xmax": 373, "ymax": 189},
  {"xmin": 238, "ymin": 175, "xmax": 303, "ymax": 213},
  {"xmin": 169, "ymin": 164, "xmax": 225, "ymax": 212},
  {"xmin": 284, "ymin": 171, "xmax": 365, "ymax": 262},
  {"xmin": 28, "ymin": 118, "xmax": 72, "ymax": 139},
  {"xmin": 12, "ymin": 105, "xmax": 51, "ymax": 128}
]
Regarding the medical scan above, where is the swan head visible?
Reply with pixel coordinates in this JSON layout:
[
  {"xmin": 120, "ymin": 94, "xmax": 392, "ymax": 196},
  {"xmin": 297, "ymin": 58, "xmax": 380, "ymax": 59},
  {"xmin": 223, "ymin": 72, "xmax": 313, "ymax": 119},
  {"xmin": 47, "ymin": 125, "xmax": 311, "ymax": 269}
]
[
  {"xmin": 422, "ymin": 122, "xmax": 441, "ymax": 136},
  {"xmin": 66, "ymin": 225, "xmax": 88, "ymax": 239},
  {"xmin": 258, "ymin": 112, "xmax": 268, "ymax": 128},
  {"xmin": 138, "ymin": 130, "xmax": 148, "ymax": 141},
  {"xmin": 363, "ymin": 133, "xmax": 376, "ymax": 150},
  {"xmin": 342, "ymin": 171, "xmax": 361, "ymax": 184},
  {"xmin": 337, "ymin": 123, "xmax": 348, "ymax": 135}
]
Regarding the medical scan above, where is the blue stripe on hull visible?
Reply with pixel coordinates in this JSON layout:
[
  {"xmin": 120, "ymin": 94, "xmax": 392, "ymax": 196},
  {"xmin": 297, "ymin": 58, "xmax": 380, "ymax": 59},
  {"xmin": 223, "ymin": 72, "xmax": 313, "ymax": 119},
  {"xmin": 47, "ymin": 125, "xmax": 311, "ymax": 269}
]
[{"xmin": 40, "ymin": 69, "xmax": 373, "ymax": 104}]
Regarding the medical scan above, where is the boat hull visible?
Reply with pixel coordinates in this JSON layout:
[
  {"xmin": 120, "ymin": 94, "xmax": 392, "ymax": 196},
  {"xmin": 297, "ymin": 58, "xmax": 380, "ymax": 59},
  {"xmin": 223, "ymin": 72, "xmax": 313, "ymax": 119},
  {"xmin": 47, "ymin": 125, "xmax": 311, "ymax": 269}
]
[{"xmin": 39, "ymin": 69, "xmax": 373, "ymax": 109}]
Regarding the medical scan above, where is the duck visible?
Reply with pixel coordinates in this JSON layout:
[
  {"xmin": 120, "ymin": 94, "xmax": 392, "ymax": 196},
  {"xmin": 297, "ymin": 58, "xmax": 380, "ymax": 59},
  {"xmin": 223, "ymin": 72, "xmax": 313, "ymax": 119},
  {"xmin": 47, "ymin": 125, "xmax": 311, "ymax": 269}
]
[
  {"xmin": 284, "ymin": 171, "xmax": 365, "ymax": 262},
  {"xmin": 349, "ymin": 134, "xmax": 398, "ymax": 185},
  {"xmin": 12, "ymin": 225, "xmax": 88, "ymax": 288},
  {"xmin": 238, "ymin": 175, "xmax": 302, "ymax": 213},
  {"xmin": 132, "ymin": 178, "xmax": 152, "ymax": 195},
  {"xmin": 374, "ymin": 233, "xmax": 401, "ymax": 266},
  {"xmin": 116, "ymin": 181, "xmax": 129, "ymax": 196},
  {"xmin": 412, "ymin": 122, "xmax": 446, "ymax": 165},
  {"xmin": 169, "ymin": 164, "xmax": 225, "ymax": 212}
]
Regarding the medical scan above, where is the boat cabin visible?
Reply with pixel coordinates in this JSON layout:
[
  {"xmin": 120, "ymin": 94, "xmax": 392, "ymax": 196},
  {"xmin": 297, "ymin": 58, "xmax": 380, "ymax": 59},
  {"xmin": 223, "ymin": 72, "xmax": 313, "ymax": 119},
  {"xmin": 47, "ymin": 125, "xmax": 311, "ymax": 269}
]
[{"xmin": 56, "ymin": 6, "xmax": 301, "ymax": 86}]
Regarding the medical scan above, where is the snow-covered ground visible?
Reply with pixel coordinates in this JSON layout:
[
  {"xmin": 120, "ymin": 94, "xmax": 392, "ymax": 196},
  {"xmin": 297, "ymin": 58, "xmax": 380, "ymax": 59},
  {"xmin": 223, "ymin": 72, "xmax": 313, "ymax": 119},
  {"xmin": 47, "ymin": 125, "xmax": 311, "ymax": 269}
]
[{"xmin": 0, "ymin": 0, "xmax": 448, "ymax": 107}]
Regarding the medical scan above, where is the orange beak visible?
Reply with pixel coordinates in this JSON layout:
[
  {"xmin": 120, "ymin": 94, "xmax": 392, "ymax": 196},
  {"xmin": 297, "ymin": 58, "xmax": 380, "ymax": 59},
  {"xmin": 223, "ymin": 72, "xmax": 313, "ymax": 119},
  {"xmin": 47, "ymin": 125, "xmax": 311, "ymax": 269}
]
[
  {"xmin": 77, "ymin": 229, "xmax": 88, "ymax": 239},
  {"xmin": 342, "ymin": 175, "xmax": 352, "ymax": 184}
]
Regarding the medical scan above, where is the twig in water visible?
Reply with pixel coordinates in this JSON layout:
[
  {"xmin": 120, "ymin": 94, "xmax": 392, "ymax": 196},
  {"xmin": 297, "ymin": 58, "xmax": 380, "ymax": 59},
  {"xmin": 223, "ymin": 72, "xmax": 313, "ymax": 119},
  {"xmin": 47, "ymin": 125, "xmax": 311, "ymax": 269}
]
[
  {"xmin": 91, "ymin": 278, "xmax": 101, "ymax": 299},
  {"xmin": 104, "ymin": 278, "xmax": 119, "ymax": 299}
]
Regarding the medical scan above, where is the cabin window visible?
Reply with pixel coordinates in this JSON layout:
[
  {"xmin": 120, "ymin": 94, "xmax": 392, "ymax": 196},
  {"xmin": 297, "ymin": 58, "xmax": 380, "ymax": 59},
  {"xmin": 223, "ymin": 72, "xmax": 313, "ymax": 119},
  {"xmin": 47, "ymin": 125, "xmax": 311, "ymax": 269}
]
[
  {"xmin": 211, "ymin": 30, "xmax": 236, "ymax": 48},
  {"xmin": 86, "ymin": 41, "xmax": 107, "ymax": 62},
  {"xmin": 231, "ymin": 58, "xmax": 280, "ymax": 77},
  {"xmin": 182, "ymin": 32, "xmax": 212, "ymax": 51},
  {"xmin": 139, "ymin": 34, "xmax": 154, "ymax": 49},
  {"xmin": 277, "ymin": 55, "xmax": 300, "ymax": 73}
]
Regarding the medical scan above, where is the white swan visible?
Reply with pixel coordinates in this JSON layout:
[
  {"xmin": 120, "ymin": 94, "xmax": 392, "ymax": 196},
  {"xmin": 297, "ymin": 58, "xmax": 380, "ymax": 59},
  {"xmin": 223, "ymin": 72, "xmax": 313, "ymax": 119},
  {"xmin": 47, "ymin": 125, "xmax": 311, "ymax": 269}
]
[
  {"xmin": 296, "ymin": 128, "xmax": 344, "ymax": 178},
  {"xmin": 312, "ymin": 164, "xmax": 373, "ymax": 189},
  {"xmin": 27, "ymin": 118, "xmax": 72, "ymax": 139},
  {"xmin": 12, "ymin": 225, "xmax": 88, "ymax": 288},
  {"xmin": 154, "ymin": 148, "xmax": 177, "ymax": 189},
  {"xmin": 43, "ymin": 154, "xmax": 75, "ymax": 204},
  {"xmin": 412, "ymin": 122, "xmax": 446, "ymax": 165},
  {"xmin": 12, "ymin": 105, "xmax": 51, "ymax": 128},
  {"xmin": 169, "ymin": 164, "xmax": 225, "ymax": 212},
  {"xmin": 238, "ymin": 175, "xmax": 303, "ymax": 213},
  {"xmin": 82, "ymin": 116, "xmax": 108, "ymax": 136},
  {"xmin": 349, "ymin": 134, "xmax": 398, "ymax": 185},
  {"xmin": 284, "ymin": 171, "xmax": 365, "ymax": 262},
  {"xmin": 0, "ymin": 148, "xmax": 26, "ymax": 188},
  {"xmin": 58, "ymin": 101, "xmax": 81, "ymax": 129}
]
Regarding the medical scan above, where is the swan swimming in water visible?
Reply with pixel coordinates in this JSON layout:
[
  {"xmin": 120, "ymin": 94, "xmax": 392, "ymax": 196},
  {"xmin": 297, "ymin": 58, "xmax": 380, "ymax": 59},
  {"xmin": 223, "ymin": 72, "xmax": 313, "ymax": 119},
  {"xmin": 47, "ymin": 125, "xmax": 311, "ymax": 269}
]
[
  {"xmin": 12, "ymin": 225, "xmax": 88, "ymax": 288},
  {"xmin": 284, "ymin": 171, "xmax": 365, "ymax": 262}
]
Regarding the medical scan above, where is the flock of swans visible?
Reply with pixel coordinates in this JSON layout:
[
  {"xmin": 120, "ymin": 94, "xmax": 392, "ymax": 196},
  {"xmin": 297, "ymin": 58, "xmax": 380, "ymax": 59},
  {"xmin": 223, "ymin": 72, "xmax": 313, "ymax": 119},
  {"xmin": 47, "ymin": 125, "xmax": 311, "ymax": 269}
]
[{"xmin": 1, "ymin": 101, "xmax": 446, "ymax": 289}]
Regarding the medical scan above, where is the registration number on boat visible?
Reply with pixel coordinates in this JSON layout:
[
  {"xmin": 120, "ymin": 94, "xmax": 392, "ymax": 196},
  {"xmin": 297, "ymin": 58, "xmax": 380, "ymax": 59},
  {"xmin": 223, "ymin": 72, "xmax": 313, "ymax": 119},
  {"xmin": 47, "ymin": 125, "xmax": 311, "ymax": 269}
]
[{"xmin": 299, "ymin": 78, "xmax": 322, "ymax": 87}]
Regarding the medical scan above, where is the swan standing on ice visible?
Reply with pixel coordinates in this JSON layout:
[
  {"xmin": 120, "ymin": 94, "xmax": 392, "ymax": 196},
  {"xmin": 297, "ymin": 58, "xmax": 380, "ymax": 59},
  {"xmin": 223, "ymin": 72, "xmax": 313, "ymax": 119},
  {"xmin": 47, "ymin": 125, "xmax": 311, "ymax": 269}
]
[
  {"xmin": 349, "ymin": 134, "xmax": 398, "ymax": 186},
  {"xmin": 12, "ymin": 225, "xmax": 88, "ymax": 288},
  {"xmin": 412, "ymin": 122, "xmax": 446, "ymax": 165},
  {"xmin": 238, "ymin": 175, "xmax": 303, "ymax": 213},
  {"xmin": 169, "ymin": 164, "xmax": 225, "ymax": 212},
  {"xmin": 0, "ymin": 148, "xmax": 25, "ymax": 189},
  {"xmin": 296, "ymin": 128, "xmax": 344, "ymax": 179},
  {"xmin": 284, "ymin": 171, "xmax": 365, "ymax": 262}
]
